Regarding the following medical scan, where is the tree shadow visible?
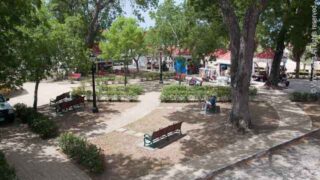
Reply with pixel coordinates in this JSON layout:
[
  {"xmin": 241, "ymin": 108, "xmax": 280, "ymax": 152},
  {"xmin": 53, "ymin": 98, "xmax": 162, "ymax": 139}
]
[
  {"xmin": 37, "ymin": 102, "xmax": 136, "ymax": 136},
  {"xmin": 91, "ymin": 153, "xmax": 171, "ymax": 180},
  {"xmin": 164, "ymin": 101, "xmax": 280, "ymax": 162},
  {"xmin": 0, "ymin": 125, "xmax": 89, "ymax": 180}
]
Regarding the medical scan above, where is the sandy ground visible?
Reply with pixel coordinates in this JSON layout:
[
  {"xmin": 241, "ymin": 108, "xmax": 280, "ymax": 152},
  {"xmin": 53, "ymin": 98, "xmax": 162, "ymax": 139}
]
[{"xmin": 90, "ymin": 101, "xmax": 279, "ymax": 180}]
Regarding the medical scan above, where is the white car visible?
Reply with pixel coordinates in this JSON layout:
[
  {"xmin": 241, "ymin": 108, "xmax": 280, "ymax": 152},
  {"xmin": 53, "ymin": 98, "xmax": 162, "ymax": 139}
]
[{"xmin": 0, "ymin": 94, "xmax": 15, "ymax": 123}]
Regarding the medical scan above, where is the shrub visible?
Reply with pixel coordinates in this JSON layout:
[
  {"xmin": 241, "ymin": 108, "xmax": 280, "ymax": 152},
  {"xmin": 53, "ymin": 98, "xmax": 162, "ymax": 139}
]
[
  {"xmin": 59, "ymin": 133, "xmax": 104, "ymax": 173},
  {"xmin": 13, "ymin": 104, "xmax": 37, "ymax": 124},
  {"xmin": 29, "ymin": 115, "xmax": 59, "ymax": 139},
  {"xmin": 160, "ymin": 85, "xmax": 257, "ymax": 102},
  {"xmin": 289, "ymin": 92, "xmax": 319, "ymax": 102},
  {"xmin": 13, "ymin": 103, "xmax": 28, "ymax": 121},
  {"xmin": 0, "ymin": 151, "xmax": 17, "ymax": 180},
  {"xmin": 72, "ymin": 85, "xmax": 92, "ymax": 98},
  {"xmin": 98, "ymin": 85, "xmax": 143, "ymax": 102},
  {"xmin": 249, "ymin": 87, "xmax": 258, "ymax": 96}
]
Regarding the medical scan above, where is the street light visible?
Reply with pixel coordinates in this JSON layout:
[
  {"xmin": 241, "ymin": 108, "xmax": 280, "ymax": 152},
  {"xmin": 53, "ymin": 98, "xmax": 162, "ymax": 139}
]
[
  {"xmin": 158, "ymin": 46, "xmax": 164, "ymax": 84},
  {"xmin": 310, "ymin": 56, "xmax": 316, "ymax": 81},
  {"xmin": 90, "ymin": 53, "xmax": 99, "ymax": 113}
]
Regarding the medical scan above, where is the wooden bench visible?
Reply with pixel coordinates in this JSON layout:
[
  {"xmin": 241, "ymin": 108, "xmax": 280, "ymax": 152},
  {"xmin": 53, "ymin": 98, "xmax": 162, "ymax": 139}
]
[
  {"xmin": 69, "ymin": 73, "xmax": 81, "ymax": 81},
  {"xmin": 55, "ymin": 96, "xmax": 85, "ymax": 112},
  {"xmin": 144, "ymin": 122, "xmax": 183, "ymax": 147},
  {"xmin": 50, "ymin": 92, "xmax": 70, "ymax": 106}
]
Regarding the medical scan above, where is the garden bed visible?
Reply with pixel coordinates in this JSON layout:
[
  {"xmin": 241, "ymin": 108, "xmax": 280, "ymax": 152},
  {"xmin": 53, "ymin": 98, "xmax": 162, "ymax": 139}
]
[
  {"xmin": 72, "ymin": 84, "xmax": 144, "ymax": 102},
  {"xmin": 289, "ymin": 92, "xmax": 319, "ymax": 102},
  {"xmin": 160, "ymin": 85, "xmax": 257, "ymax": 102}
]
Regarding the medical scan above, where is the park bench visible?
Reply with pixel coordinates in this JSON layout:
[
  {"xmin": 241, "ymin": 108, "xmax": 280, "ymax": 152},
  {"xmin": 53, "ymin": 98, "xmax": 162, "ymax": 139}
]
[
  {"xmin": 55, "ymin": 96, "xmax": 85, "ymax": 112},
  {"xmin": 69, "ymin": 73, "xmax": 81, "ymax": 81},
  {"xmin": 144, "ymin": 121, "xmax": 183, "ymax": 147},
  {"xmin": 50, "ymin": 92, "xmax": 70, "ymax": 106}
]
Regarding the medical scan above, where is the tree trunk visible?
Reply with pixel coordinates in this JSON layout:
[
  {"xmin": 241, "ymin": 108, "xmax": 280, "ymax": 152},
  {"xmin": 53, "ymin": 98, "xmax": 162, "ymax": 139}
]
[
  {"xmin": 85, "ymin": 0, "xmax": 110, "ymax": 48},
  {"xmin": 218, "ymin": 0, "xmax": 268, "ymax": 130},
  {"xmin": 33, "ymin": 79, "xmax": 40, "ymax": 111},
  {"xmin": 293, "ymin": 48, "xmax": 305, "ymax": 78},
  {"xmin": 124, "ymin": 62, "xmax": 127, "ymax": 86},
  {"xmin": 269, "ymin": 27, "xmax": 287, "ymax": 86},
  {"xmin": 133, "ymin": 58, "xmax": 140, "ymax": 72}
]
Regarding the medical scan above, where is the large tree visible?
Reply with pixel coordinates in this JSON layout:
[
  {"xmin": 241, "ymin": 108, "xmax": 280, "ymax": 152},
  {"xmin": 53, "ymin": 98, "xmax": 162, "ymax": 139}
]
[
  {"xmin": 150, "ymin": 0, "xmax": 187, "ymax": 58},
  {"xmin": 0, "ymin": 0, "xmax": 41, "ymax": 88},
  {"xmin": 192, "ymin": 0, "xmax": 269, "ymax": 130},
  {"xmin": 257, "ymin": 0, "xmax": 289, "ymax": 86},
  {"xmin": 22, "ymin": 5, "xmax": 87, "ymax": 110},
  {"xmin": 288, "ymin": 0, "xmax": 314, "ymax": 78},
  {"xmin": 49, "ymin": 0, "xmax": 158, "ymax": 48},
  {"xmin": 259, "ymin": 0, "xmax": 316, "ymax": 84},
  {"xmin": 219, "ymin": 0, "xmax": 269, "ymax": 130},
  {"xmin": 99, "ymin": 17, "xmax": 144, "ymax": 86}
]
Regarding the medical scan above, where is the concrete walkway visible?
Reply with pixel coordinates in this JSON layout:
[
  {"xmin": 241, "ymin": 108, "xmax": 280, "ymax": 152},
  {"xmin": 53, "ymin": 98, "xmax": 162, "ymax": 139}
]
[
  {"xmin": 85, "ymin": 91, "xmax": 161, "ymax": 138},
  {"xmin": 138, "ymin": 88, "xmax": 316, "ymax": 180},
  {"xmin": 0, "ymin": 125, "xmax": 91, "ymax": 180}
]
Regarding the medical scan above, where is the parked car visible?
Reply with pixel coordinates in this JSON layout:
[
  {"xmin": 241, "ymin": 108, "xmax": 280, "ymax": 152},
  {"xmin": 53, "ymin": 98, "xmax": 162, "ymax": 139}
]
[{"xmin": 0, "ymin": 94, "xmax": 15, "ymax": 123}]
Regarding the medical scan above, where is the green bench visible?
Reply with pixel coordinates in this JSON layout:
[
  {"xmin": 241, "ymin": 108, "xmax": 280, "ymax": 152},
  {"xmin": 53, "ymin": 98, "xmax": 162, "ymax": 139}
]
[{"xmin": 144, "ymin": 122, "xmax": 183, "ymax": 147}]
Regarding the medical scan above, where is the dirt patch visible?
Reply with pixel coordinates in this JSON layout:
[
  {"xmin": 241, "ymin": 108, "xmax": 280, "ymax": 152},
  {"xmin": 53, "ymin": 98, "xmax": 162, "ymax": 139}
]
[
  {"xmin": 297, "ymin": 102, "xmax": 320, "ymax": 128},
  {"xmin": 90, "ymin": 101, "xmax": 279, "ymax": 179}
]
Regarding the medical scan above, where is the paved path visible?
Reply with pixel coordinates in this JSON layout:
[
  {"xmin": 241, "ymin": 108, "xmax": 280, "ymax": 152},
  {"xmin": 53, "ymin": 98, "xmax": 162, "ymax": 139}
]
[
  {"xmin": 283, "ymin": 79, "xmax": 320, "ymax": 94},
  {"xmin": 8, "ymin": 81, "xmax": 80, "ymax": 107},
  {"xmin": 0, "ymin": 125, "xmax": 91, "ymax": 180},
  {"xmin": 85, "ymin": 91, "xmax": 161, "ymax": 138},
  {"xmin": 214, "ymin": 131, "xmax": 320, "ymax": 180},
  {"xmin": 138, "ymin": 88, "xmax": 316, "ymax": 180}
]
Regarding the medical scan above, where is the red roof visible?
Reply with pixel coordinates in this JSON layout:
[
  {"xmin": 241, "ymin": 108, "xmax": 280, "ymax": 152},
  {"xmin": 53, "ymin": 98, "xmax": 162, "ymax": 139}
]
[
  {"xmin": 255, "ymin": 49, "xmax": 274, "ymax": 59},
  {"xmin": 218, "ymin": 51, "xmax": 231, "ymax": 60},
  {"xmin": 167, "ymin": 46, "xmax": 191, "ymax": 56},
  {"xmin": 209, "ymin": 49, "xmax": 228, "ymax": 57}
]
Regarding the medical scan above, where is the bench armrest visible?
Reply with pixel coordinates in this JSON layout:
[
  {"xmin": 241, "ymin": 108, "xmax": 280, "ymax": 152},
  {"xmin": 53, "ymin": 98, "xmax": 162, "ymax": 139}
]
[{"xmin": 144, "ymin": 134, "xmax": 151, "ymax": 140}]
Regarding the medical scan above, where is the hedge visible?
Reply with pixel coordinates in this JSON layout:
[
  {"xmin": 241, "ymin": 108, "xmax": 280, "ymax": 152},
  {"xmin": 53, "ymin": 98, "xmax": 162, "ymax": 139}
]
[
  {"xmin": 14, "ymin": 103, "xmax": 59, "ymax": 139},
  {"xmin": 0, "ymin": 151, "xmax": 17, "ymax": 180},
  {"xmin": 97, "ymin": 85, "xmax": 143, "ymax": 102},
  {"xmin": 29, "ymin": 114, "xmax": 59, "ymax": 139},
  {"xmin": 59, "ymin": 133, "xmax": 104, "ymax": 174},
  {"xmin": 289, "ymin": 92, "xmax": 319, "ymax": 102},
  {"xmin": 160, "ymin": 85, "xmax": 257, "ymax": 102},
  {"xmin": 138, "ymin": 72, "xmax": 175, "ymax": 81}
]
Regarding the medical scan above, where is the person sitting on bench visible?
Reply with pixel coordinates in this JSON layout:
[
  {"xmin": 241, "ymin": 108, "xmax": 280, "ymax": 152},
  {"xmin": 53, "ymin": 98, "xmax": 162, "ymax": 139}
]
[{"xmin": 203, "ymin": 96, "xmax": 217, "ymax": 111}]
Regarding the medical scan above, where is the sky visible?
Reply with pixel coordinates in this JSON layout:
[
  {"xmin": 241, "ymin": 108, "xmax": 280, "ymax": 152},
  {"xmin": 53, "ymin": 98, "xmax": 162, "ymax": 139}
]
[{"xmin": 122, "ymin": 0, "xmax": 184, "ymax": 29}]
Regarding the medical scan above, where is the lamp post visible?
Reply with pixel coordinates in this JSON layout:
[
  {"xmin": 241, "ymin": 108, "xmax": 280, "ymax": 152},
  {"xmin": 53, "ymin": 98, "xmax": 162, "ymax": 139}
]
[
  {"xmin": 90, "ymin": 54, "xmax": 99, "ymax": 113},
  {"xmin": 310, "ymin": 56, "xmax": 316, "ymax": 81},
  {"xmin": 159, "ymin": 46, "xmax": 164, "ymax": 84}
]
